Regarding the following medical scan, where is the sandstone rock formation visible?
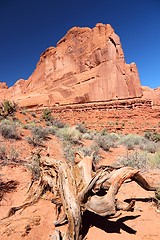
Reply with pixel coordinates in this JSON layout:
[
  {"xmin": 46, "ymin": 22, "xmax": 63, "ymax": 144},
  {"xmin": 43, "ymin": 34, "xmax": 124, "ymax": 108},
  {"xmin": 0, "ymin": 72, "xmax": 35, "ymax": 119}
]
[
  {"xmin": 0, "ymin": 23, "xmax": 142, "ymax": 108},
  {"xmin": 142, "ymin": 86, "xmax": 160, "ymax": 107}
]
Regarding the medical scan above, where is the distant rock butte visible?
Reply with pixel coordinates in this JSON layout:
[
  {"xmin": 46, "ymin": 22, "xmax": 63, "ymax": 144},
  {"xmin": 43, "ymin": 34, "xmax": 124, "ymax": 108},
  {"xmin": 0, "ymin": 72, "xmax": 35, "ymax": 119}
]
[
  {"xmin": 142, "ymin": 86, "xmax": 160, "ymax": 107},
  {"xmin": 0, "ymin": 23, "xmax": 143, "ymax": 108}
]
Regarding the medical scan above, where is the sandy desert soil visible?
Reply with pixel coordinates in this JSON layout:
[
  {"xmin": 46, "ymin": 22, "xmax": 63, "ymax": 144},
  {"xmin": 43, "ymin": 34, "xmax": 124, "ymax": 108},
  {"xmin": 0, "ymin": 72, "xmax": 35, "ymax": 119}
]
[{"xmin": 0, "ymin": 111, "xmax": 160, "ymax": 240}]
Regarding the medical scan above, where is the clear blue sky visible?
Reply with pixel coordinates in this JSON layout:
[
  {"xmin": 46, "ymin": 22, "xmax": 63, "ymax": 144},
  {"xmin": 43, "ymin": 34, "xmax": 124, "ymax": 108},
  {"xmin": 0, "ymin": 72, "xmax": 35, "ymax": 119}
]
[{"xmin": 0, "ymin": 0, "xmax": 160, "ymax": 88}]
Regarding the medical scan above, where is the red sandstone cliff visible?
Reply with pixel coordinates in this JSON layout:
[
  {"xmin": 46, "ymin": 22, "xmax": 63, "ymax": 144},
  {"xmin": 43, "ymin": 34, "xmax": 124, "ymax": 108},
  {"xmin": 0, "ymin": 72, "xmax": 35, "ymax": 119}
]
[
  {"xmin": 142, "ymin": 86, "xmax": 160, "ymax": 107},
  {"xmin": 0, "ymin": 23, "xmax": 142, "ymax": 107}
]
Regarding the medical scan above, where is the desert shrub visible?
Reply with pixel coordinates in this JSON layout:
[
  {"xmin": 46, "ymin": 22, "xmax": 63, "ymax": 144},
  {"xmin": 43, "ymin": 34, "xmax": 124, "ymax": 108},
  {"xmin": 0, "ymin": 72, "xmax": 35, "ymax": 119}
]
[
  {"xmin": 41, "ymin": 108, "xmax": 53, "ymax": 122},
  {"xmin": 22, "ymin": 124, "xmax": 31, "ymax": 130},
  {"xmin": 0, "ymin": 145, "xmax": 19, "ymax": 164},
  {"xmin": 0, "ymin": 145, "xmax": 7, "ymax": 161},
  {"xmin": 47, "ymin": 126, "xmax": 58, "ymax": 135},
  {"xmin": 144, "ymin": 131, "xmax": 160, "ymax": 142},
  {"xmin": 26, "ymin": 153, "xmax": 41, "ymax": 180},
  {"xmin": 76, "ymin": 145, "xmax": 100, "ymax": 163},
  {"xmin": 63, "ymin": 141, "xmax": 75, "ymax": 162},
  {"xmin": 45, "ymin": 121, "xmax": 52, "ymax": 126},
  {"xmin": 82, "ymin": 132, "xmax": 94, "ymax": 140},
  {"xmin": 0, "ymin": 100, "xmax": 17, "ymax": 117},
  {"xmin": 45, "ymin": 116, "xmax": 65, "ymax": 128},
  {"xmin": 94, "ymin": 133, "xmax": 116, "ymax": 151},
  {"xmin": 31, "ymin": 126, "xmax": 49, "ymax": 139},
  {"xmin": 108, "ymin": 133, "xmax": 120, "ymax": 142},
  {"xmin": 0, "ymin": 121, "xmax": 20, "ymax": 140},
  {"xmin": 140, "ymin": 139, "xmax": 158, "ymax": 153},
  {"xmin": 116, "ymin": 151, "xmax": 149, "ymax": 170},
  {"xmin": 9, "ymin": 146, "xmax": 19, "ymax": 161},
  {"xmin": 21, "ymin": 109, "xmax": 27, "ymax": 115},
  {"xmin": 57, "ymin": 126, "xmax": 82, "ymax": 143},
  {"xmin": 22, "ymin": 122, "xmax": 37, "ymax": 130},
  {"xmin": 148, "ymin": 151, "xmax": 160, "ymax": 169},
  {"xmin": 75, "ymin": 123, "xmax": 87, "ymax": 133},
  {"xmin": 63, "ymin": 142, "xmax": 100, "ymax": 163},
  {"xmin": 52, "ymin": 118, "xmax": 65, "ymax": 128},
  {"xmin": 118, "ymin": 134, "xmax": 142, "ymax": 150},
  {"xmin": 27, "ymin": 126, "xmax": 49, "ymax": 146},
  {"xmin": 31, "ymin": 112, "xmax": 36, "ymax": 118},
  {"xmin": 12, "ymin": 117, "xmax": 22, "ymax": 126},
  {"xmin": 99, "ymin": 128, "xmax": 108, "ymax": 136}
]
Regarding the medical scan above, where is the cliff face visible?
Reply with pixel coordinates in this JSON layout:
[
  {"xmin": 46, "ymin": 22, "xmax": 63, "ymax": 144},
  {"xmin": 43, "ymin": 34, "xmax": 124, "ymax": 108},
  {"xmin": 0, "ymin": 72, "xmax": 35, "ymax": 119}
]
[{"xmin": 0, "ymin": 23, "xmax": 142, "ymax": 107}]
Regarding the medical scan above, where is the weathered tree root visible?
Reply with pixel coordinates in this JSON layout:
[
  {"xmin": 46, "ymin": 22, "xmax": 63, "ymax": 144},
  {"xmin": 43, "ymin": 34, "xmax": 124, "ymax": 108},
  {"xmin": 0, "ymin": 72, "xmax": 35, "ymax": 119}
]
[{"xmin": 3, "ymin": 155, "xmax": 159, "ymax": 240}]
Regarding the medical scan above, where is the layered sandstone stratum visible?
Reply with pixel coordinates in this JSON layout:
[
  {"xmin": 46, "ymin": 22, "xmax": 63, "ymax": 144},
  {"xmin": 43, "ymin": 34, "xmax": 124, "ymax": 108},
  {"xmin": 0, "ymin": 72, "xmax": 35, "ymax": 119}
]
[{"xmin": 0, "ymin": 23, "xmax": 158, "ymax": 108}]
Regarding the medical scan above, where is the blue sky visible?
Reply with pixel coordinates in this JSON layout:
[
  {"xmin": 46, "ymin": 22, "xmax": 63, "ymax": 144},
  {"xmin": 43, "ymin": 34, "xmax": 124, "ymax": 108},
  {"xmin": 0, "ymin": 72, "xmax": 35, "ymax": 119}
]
[{"xmin": 0, "ymin": 0, "xmax": 159, "ymax": 88}]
